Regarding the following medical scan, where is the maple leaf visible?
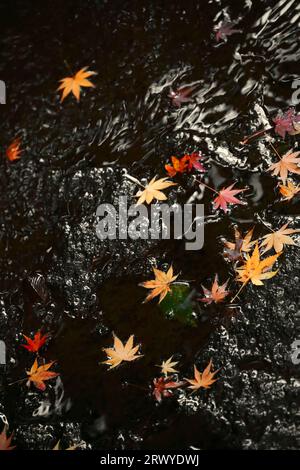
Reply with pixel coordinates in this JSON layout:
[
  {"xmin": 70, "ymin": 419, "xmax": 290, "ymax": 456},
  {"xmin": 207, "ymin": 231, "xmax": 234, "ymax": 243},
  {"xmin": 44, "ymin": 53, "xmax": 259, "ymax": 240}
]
[
  {"xmin": 21, "ymin": 331, "xmax": 49, "ymax": 353},
  {"xmin": 102, "ymin": 334, "xmax": 142, "ymax": 370},
  {"xmin": 168, "ymin": 86, "xmax": 196, "ymax": 107},
  {"xmin": 0, "ymin": 425, "xmax": 15, "ymax": 451},
  {"xmin": 273, "ymin": 108, "xmax": 300, "ymax": 138},
  {"xmin": 215, "ymin": 21, "xmax": 241, "ymax": 42},
  {"xmin": 279, "ymin": 180, "xmax": 300, "ymax": 201},
  {"xmin": 165, "ymin": 156, "xmax": 187, "ymax": 177},
  {"xmin": 58, "ymin": 67, "xmax": 96, "ymax": 102},
  {"xmin": 157, "ymin": 356, "xmax": 179, "ymax": 376},
  {"xmin": 26, "ymin": 358, "xmax": 59, "ymax": 391},
  {"xmin": 165, "ymin": 153, "xmax": 205, "ymax": 177},
  {"xmin": 135, "ymin": 176, "xmax": 177, "ymax": 205},
  {"xmin": 139, "ymin": 265, "xmax": 178, "ymax": 303},
  {"xmin": 152, "ymin": 376, "xmax": 185, "ymax": 402},
  {"xmin": 268, "ymin": 149, "xmax": 300, "ymax": 183},
  {"xmin": 186, "ymin": 152, "xmax": 205, "ymax": 172},
  {"xmin": 260, "ymin": 223, "xmax": 299, "ymax": 254},
  {"xmin": 6, "ymin": 138, "xmax": 22, "ymax": 162},
  {"xmin": 235, "ymin": 243, "xmax": 281, "ymax": 286},
  {"xmin": 186, "ymin": 360, "xmax": 219, "ymax": 392},
  {"xmin": 213, "ymin": 184, "xmax": 246, "ymax": 213},
  {"xmin": 199, "ymin": 275, "xmax": 230, "ymax": 304},
  {"xmin": 223, "ymin": 227, "xmax": 255, "ymax": 261}
]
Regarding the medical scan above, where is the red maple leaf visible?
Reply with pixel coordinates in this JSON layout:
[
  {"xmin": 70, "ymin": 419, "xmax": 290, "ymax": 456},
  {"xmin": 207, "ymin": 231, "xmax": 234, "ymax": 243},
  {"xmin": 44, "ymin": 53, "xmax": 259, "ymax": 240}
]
[
  {"xmin": 168, "ymin": 86, "xmax": 197, "ymax": 108},
  {"xmin": 213, "ymin": 184, "xmax": 246, "ymax": 212},
  {"xmin": 21, "ymin": 331, "xmax": 49, "ymax": 353},
  {"xmin": 165, "ymin": 152, "xmax": 205, "ymax": 177},
  {"xmin": 273, "ymin": 108, "xmax": 300, "ymax": 139},
  {"xmin": 152, "ymin": 376, "xmax": 185, "ymax": 403}
]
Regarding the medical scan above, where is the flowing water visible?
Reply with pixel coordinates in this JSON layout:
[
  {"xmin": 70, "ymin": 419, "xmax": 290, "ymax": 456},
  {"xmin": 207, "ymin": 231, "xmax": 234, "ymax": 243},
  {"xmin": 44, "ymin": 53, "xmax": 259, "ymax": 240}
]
[{"xmin": 0, "ymin": 0, "xmax": 299, "ymax": 450}]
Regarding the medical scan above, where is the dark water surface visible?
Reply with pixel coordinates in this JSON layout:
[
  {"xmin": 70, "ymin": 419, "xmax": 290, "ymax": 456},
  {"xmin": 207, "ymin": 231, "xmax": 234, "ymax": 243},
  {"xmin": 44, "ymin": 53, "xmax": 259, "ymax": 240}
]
[{"xmin": 0, "ymin": 0, "xmax": 299, "ymax": 450}]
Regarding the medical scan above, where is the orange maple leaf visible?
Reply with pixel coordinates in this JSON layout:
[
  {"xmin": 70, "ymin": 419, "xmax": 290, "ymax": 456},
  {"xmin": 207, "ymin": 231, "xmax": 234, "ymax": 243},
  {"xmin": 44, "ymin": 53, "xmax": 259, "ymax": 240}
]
[
  {"xmin": 268, "ymin": 149, "xmax": 300, "ymax": 183},
  {"xmin": 260, "ymin": 223, "xmax": 300, "ymax": 254},
  {"xmin": 58, "ymin": 67, "xmax": 96, "ymax": 102},
  {"xmin": 6, "ymin": 138, "xmax": 22, "ymax": 162},
  {"xmin": 199, "ymin": 275, "xmax": 230, "ymax": 304},
  {"xmin": 26, "ymin": 358, "xmax": 59, "ymax": 391},
  {"xmin": 139, "ymin": 265, "xmax": 178, "ymax": 303},
  {"xmin": 0, "ymin": 425, "xmax": 15, "ymax": 451},
  {"xmin": 186, "ymin": 360, "xmax": 219, "ymax": 392},
  {"xmin": 235, "ymin": 243, "xmax": 281, "ymax": 286},
  {"xmin": 213, "ymin": 184, "xmax": 246, "ymax": 212},
  {"xmin": 21, "ymin": 331, "xmax": 49, "ymax": 353},
  {"xmin": 165, "ymin": 156, "xmax": 187, "ymax": 177},
  {"xmin": 279, "ymin": 180, "xmax": 300, "ymax": 201},
  {"xmin": 102, "ymin": 334, "xmax": 142, "ymax": 369}
]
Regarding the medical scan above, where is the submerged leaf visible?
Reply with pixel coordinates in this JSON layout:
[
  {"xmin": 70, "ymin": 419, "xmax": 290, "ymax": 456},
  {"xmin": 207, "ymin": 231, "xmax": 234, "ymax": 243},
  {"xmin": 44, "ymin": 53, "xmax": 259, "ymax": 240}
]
[
  {"xmin": 0, "ymin": 426, "xmax": 15, "ymax": 451},
  {"xmin": 6, "ymin": 138, "xmax": 22, "ymax": 162},
  {"xmin": 152, "ymin": 376, "xmax": 185, "ymax": 402}
]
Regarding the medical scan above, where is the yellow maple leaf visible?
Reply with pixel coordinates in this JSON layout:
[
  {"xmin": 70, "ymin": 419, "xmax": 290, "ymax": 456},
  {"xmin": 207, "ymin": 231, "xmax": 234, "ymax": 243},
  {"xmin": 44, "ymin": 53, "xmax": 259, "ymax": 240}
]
[
  {"xmin": 26, "ymin": 358, "xmax": 59, "ymax": 391},
  {"xmin": 157, "ymin": 356, "xmax": 179, "ymax": 376},
  {"xmin": 135, "ymin": 177, "xmax": 177, "ymax": 205},
  {"xmin": 268, "ymin": 149, "xmax": 300, "ymax": 183},
  {"xmin": 139, "ymin": 265, "xmax": 178, "ymax": 303},
  {"xmin": 279, "ymin": 180, "xmax": 300, "ymax": 201},
  {"xmin": 235, "ymin": 243, "xmax": 281, "ymax": 286},
  {"xmin": 102, "ymin": 334, "xmax": 142, "ymax": 370},
  {"xmin": 260, "ymin": 223, "xmax": 300, "ymax": 253},
  {"xmin": 185, "ymin": 360, "xmax": 219, "ymax": 392},
  {"xmin": 58, "ymin": 67, "xmax": 96, "ymax": 102}
]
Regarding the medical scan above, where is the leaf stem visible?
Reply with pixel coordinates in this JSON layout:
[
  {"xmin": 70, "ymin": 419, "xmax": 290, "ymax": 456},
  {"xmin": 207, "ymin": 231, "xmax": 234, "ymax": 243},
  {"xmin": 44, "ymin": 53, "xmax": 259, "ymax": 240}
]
[
  {"xmin": 230, "ymin": 281, "xmax": 247, "ymax": 303},
  {"xmin": 123, "ymin": 173, "xmax": 145, "ymax": 188},
  {"xmin": 195, "ymin": 179, "xmax": 219, "ymax": 195}
]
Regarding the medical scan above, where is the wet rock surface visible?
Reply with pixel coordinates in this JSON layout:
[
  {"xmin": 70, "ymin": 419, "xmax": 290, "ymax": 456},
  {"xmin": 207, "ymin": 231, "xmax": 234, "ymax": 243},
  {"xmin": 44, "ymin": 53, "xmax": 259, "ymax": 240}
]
[{"xmin": 0, "ymin": 0, "xmax": 299, "ymax": 449}]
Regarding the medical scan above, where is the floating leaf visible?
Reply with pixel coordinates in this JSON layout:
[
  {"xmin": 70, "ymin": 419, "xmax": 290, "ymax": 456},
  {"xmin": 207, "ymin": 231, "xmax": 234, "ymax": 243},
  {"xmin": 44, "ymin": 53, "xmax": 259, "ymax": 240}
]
[
  {"xmin": 212, "ymin": 184, "xmax": 246, "ymax": 213},
  {"xmin": 235, "ymin": 243, "xmax": 281, "ymax": 286},
  {"xmin": 21, "ymin": 331, "xmax": 49, "ymax": 353},
  {"xmin": 6, "ymin": 138, "xmax": 21, "ymax": 162},
  {"xmin": 58, "ymin": 67, "xmax": 96, "ymax": 102},
  {"xmin": 152, "ymin": 376, "xmax": 185, "ymax": 402},
  {"xmin": 139, "ymin": 265, "xmax": 178, "ymax": 303},
  {"xmin": 260, "ymin": 223, "xmax": 299, "ymax": 253},
  {"xmin": 157, "ymin": 356, "xmax": 179, "ymax": 377},
  {"xmin": 268, "ymin": 149, "xmax": 300, "ymax": 183},
  {"xmin": 279, "ymin": 180, "xmax": 300, "ymax": 201},
  {"xmin": 199, "ymin": 275, "xmax": 230, "ymax": 304},
  {"xmin": 102, "ymin": 334, "xmax": 142, "ymax": 370},
  {"xmin": 26, "ymin": 358, "xmax": 59, "ymax": 391},
  {"xmin": 135, "ymin": 177, "xmax": 177, "ymax": 205},
  {"xmin": 186, "ymin": 360, "xmax": 219, "ymax": 391}
]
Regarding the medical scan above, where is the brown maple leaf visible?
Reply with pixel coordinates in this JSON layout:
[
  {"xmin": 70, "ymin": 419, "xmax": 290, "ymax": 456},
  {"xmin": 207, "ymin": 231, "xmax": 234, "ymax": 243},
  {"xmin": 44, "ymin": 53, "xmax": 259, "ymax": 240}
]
[
  {"xmin": 152, "ymin": 376, "xmax": 185, "ymax": 402},
  {"xmin": 139, "ymin": 265, "xmax": 178, "ymax": 303},
  {"xmin": 58, "ymin": 67, "xmax": 96, "ymax": 102},
  {"xmin": 157, "ymin": 356, "xmax": 179, "ymax": 376},
  {"xmin": 0, "ymin": 425, "xmax": 15, "ymax": 451},
  {"xmin": 260, "ymin": 223, "xmax": 299, "ymax": 254},
  {"xmin": 26, "ymin": 358, "xmax": 59, "ymax": 391},
  {"xmin": 268, "ymin": 149, "xmax": 300, "ymax": 183},
  {"xmin": 199, "ymin": 275, "xmax": 230, "ymax": 304},
  {"xmin": 279, "ymin": 180, "xmax": 300, "ymax": 201},
  {"xmin": 213, "ymin": 184, "xmax": 246, "ymax": 212},
  {"xmin": 102, "ymin": 334, "xmax": 142, "ymax": 369},
  {"xmin": 235, "ymin": 243, "xmax": 281, "ymax": 286},
  {"xmin": 135, "ymin": 177, "xmax": 177, "ymax": 205},
  {"xmin": 223, "ymin": 227, "xmax": 255, "ymax": 261},
  {"xmin": 21, "ymin": 331, "xmax": 49, "ymax": 353},
  {"xmin": 186, "ymin": 360, "xmax": 219, "ymax": 392},
  {"xmin": 6, "ymin": 138, "xmax": 22, "ymax": 162}
]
